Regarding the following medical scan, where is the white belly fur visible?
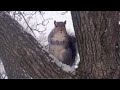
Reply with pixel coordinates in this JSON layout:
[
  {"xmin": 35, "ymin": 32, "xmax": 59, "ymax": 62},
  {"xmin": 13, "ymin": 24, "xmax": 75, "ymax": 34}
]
[{"xmin": 49, "ymin": 31, "xmax": 67, "ymax": 61}]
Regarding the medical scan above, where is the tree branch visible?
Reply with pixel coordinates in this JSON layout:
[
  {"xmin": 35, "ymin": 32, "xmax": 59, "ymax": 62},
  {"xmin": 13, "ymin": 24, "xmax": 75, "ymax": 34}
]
[{"xmin": 19, "ymin": 11, "xmax": 36, "ymax": 37}]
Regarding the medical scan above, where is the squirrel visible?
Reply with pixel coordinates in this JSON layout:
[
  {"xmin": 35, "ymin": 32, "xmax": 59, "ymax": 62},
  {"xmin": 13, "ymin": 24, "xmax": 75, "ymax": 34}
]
[{"xmin": 48, "ymin": 20, "xmax": 77, "ymax": 66}]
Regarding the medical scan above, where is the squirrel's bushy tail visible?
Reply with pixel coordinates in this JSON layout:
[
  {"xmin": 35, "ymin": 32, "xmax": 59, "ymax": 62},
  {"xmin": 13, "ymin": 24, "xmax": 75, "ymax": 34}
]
[{"xmin": 68, "ymin": 35, "xmax": 77, "ymax": 65}]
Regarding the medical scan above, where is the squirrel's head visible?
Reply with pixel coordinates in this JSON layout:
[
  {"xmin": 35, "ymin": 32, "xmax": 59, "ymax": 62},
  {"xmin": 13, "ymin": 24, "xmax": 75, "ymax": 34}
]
[
  {"xmin": 54, "ymin": 20, "xmax": 66, "ymax": 27},
  {"xmin": 54, "ymin": 20, "xmax": 66, "ymax": 33}
]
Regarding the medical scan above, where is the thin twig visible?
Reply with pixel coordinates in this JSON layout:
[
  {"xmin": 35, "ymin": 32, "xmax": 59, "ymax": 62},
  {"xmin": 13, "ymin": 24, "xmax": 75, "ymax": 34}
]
[
  {"xmin": 39, "ymin": 11, "xmax": 53, "ymax": 26},
  {"xmin": 19, "ymin": 11, "xmax": 36, "ymax": 37},
  {"xmin": 61, "ymin": 11, "xmax": 68, "ymax": 15}
]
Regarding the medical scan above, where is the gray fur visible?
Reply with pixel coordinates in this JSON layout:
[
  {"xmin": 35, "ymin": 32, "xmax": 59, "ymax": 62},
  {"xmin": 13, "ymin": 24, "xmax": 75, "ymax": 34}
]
[{"xmin": 48, "ymin": 21, "xmax": 76, "ymax": 66}]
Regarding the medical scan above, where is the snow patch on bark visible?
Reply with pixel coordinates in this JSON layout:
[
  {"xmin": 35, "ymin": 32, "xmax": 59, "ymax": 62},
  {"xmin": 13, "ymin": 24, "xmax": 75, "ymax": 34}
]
[{"xmin": 49, "ymin": 54, "xmax": 75, "ymax": 73}]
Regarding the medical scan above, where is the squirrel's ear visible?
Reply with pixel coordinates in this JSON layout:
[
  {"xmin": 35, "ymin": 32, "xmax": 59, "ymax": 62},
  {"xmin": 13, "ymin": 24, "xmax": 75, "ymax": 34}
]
[
  {"xmin": 54, "ymin": 20, "xmax": 57, "ymax": 26},
  {"xmin": 64, "ymin": 20, "xmax": 66, "ymax": 25}
]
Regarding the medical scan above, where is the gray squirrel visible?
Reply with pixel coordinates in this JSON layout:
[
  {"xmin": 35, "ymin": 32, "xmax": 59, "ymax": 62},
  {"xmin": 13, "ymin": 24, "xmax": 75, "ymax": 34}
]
[{"xmin": 48, "ymin": 20, "xmax": 77, "ymax": 66}]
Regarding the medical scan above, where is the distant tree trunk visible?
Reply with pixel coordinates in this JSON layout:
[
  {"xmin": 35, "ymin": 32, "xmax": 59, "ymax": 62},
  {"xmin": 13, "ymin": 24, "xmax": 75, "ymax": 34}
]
[
  {"xmin": 71, "ymin": 11, "xmax": 120, "ymax": 79},
  {"xmin": 0, "ymin": 11, "xmax": 73, "ymax": 79}
]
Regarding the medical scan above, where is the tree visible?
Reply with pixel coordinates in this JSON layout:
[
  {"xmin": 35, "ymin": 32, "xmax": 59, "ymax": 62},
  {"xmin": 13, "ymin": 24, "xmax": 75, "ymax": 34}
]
[
  {"xmin": 71, "ymin": 11, "xmax": 120, "ymax": 79},
  {"xmin": 0, "ymin": 11, "xmax": 74, "ymax": 79},
  {"xmin": 0, "ymin": 11, "xmax": 120, "ymax": 79}
]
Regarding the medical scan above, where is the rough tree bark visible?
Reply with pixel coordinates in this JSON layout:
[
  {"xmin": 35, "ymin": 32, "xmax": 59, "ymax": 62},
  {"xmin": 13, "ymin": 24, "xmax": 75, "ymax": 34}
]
[
  {"xmin": 0, "ymin": 11, "xmax": 74, "ymax": 79},
  {"xmin": 71, "ymin": 11, "xmax": 120, "ymax": 79}
]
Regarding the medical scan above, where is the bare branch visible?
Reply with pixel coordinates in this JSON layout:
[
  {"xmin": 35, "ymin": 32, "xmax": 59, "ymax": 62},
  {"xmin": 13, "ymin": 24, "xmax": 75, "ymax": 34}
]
[
  {"xmin": 33, "ymin": 28, "xmax": 46, "ymax": 33},
  {"xmin": 19, "ymin": 11, "xmax": 36, "ymax": 37},
  {"xmin": 61, "ymin": 11, "xmax": 68, "ymax": 15},
  {"xmin": 39, "ymin": 11, "xmax": 53, "ymax": 26}
]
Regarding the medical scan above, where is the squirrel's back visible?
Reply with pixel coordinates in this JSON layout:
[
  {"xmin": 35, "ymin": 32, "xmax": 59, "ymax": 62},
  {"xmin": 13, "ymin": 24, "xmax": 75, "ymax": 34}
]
[{"xmin": 48, "ymin": 20, "xmax": 76, "ymax": 66}]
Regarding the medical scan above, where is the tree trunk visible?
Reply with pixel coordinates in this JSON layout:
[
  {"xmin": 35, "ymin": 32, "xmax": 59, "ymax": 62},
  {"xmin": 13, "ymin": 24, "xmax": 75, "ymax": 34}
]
[
  {"xmin": 71, "ymin": 11, "xmax": 120, "ymax": 79},
  {"xmin": 0, "ymin": 11, "xmax": 73, "ymax": 79}
]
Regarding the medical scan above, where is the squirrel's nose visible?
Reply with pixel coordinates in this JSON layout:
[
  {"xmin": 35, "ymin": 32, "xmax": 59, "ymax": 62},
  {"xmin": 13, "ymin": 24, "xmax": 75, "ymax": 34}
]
[
  {"xmin": 60, "ymin": 29, "xmax": 63, "ymax": 31},
  {"xmin": 60, "ymin": 29, "xmax": 63, "ymax": 33}
]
